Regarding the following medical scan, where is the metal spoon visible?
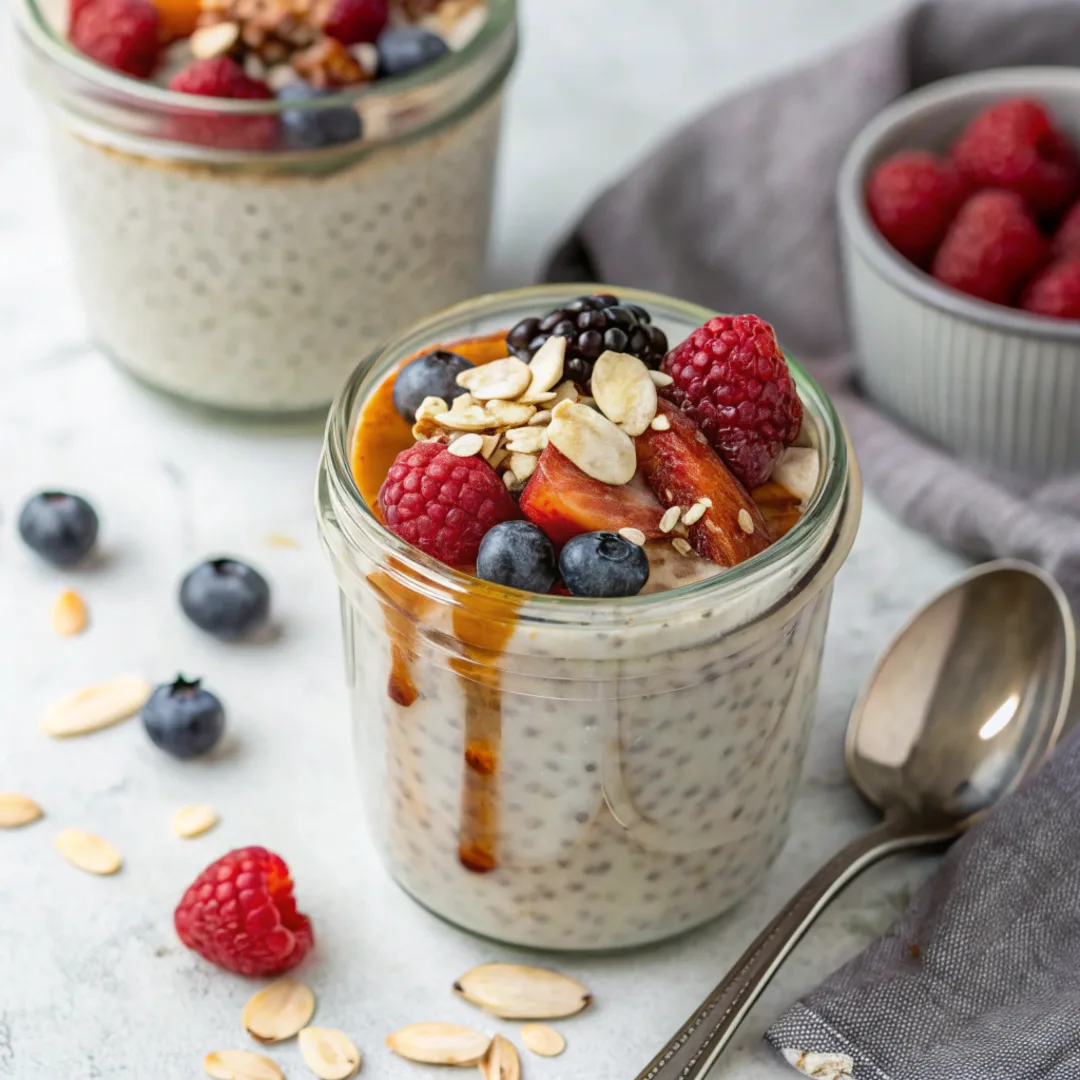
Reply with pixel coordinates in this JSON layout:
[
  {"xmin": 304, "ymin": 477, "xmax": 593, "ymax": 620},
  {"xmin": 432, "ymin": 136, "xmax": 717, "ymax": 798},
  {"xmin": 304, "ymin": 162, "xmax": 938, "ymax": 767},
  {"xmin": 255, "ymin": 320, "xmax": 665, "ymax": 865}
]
[{"xmin": 636, "ymin": 559, "xmax": 1076, "ymax": 1080}]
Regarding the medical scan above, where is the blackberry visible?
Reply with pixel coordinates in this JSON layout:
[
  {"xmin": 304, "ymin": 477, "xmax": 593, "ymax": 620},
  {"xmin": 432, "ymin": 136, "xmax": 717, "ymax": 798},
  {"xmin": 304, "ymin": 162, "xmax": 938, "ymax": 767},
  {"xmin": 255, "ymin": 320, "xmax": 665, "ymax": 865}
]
[{"xmin": 506, "ymin": 294, "xmax": 668, "ymax": 387}]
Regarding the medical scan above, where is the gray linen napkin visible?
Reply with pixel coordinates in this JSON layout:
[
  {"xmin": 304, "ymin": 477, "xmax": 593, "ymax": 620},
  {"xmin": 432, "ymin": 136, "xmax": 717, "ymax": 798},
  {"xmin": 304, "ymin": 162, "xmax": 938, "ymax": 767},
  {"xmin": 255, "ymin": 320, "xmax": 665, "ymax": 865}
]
[{"xmin": 545, "ymin": 0, "xmax": 1080, "ymax": 605}]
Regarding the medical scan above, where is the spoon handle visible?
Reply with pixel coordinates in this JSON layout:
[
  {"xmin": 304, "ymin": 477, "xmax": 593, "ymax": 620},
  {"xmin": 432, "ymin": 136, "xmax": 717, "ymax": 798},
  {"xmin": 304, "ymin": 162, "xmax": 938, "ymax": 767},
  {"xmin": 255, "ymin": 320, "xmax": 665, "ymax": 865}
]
[{"xmin": 634, "ymin": 815, "xmax": 939, "ymax": 1080}]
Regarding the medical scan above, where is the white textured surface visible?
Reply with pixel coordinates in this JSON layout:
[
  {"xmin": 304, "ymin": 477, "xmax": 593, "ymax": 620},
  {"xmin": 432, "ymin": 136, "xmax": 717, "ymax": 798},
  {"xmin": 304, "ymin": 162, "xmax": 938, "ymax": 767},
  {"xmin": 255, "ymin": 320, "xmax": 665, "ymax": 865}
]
[{"xmin": 0, "ymin": 1, "xmax": 980, "ymax": 1078}]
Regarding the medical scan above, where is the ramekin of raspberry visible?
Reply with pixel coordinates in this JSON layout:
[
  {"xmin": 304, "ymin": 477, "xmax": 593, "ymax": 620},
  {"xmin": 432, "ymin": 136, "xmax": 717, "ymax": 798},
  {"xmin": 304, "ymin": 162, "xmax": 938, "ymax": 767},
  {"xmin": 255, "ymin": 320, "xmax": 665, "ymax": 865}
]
[
  {"xmin": 839, "ymin": 68, "xmax": 1080, "ymax": 478},
  {"xmin": 14, "ymin": 0, "xmax": 516, "ymax": 416},
  {"xmin": 315, "ymin": 285, "xmax": 862, "ymax": 950}
]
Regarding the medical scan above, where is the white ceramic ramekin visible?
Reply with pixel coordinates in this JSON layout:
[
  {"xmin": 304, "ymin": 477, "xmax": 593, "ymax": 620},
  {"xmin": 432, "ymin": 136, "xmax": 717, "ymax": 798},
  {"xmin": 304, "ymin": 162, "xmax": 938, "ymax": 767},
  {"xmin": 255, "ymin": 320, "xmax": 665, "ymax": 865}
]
[{"xmin": 838, "ymin": 67, "xmax": 1080, "ymax": 479}]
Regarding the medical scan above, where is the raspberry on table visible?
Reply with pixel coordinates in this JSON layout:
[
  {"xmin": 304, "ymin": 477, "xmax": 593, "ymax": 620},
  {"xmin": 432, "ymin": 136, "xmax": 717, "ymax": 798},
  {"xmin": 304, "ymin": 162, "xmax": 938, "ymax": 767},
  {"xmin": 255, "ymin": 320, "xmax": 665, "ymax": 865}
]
[
  {"xmin": 68, "ymin": 0, "xmax": 160, "ymax": 78},
  {"xmin": 174, "ymin": 846, "xmax": 313, "ymax": 977},
  {"xmin": 931, "ymin": 190, "xmax": 1048, "ymax": 305},
  {"xmin": 659, "ymin": 315, "xmax": 802, "ymax": 491},
  {"xmin": 951, "ymin": 98, "xmax": 1080, "ymax": 218},
  {"xmin": 1053, "ymin": 199, "xmax": 1080, "ymax": 258},
  {"xmin": 866, "ymin": 151, "xmax": 968, "ymax": 265},
  {"xmin": 1020, "ymin": 258, "xmax": 1080, "ymax": 319},
  {"xmin": 322, "ymin": 0, "xmax": 389, "ymax": 44},
  {"xmin": 378, "ymin": 441, "xmax": 520, "ymax": 567}
]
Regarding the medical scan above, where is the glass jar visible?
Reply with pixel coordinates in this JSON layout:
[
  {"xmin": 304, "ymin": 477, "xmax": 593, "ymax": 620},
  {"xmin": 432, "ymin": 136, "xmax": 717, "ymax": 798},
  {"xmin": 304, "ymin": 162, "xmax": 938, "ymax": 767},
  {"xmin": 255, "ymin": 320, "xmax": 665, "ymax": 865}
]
[
  {"xmin": 316, "ymin": 286, "xmax": 862, "ymax": 950},
  {"xmin": 14, "ymin": 0, "xmax": 517, "ymax": 417}
]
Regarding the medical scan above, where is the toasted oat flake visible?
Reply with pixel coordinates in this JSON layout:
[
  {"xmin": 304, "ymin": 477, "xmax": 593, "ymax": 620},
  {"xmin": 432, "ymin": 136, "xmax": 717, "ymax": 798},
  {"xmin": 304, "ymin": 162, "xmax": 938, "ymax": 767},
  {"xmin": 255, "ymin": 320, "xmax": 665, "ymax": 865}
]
[
  {"xmin": 478, "ymin": 1035, "xmax": 521, "ymax": 1080},
  {"xmin": 672, "ymin": 538, "xmax": 694, "ymax": 557},
  {"xmin": 0, "ymin": 793, "xmax": 43, "ymax": 829},
  {"xmin": 658, "ymin": 506, "xmax": 682, "ymax": 534},
  {"xmin": 503, "ymin": 426, "xmax": 546, "ymax": 455},
  {"xmin": 171, "ymin": 803, "xmax": 219, "ymax": 839},
  {"xmin": 618, "ymin": 527, "xmax": 647, "ymax": 547},
  {"xmin": 415, "ymin": 395, "xmax": 449, "ymax": 421},
  {"xmin": 590, "ymin": 350, "xmax": 658, "ymax": 436},
  {"xmin": 52, "ymin": 589, "xmax": 89, "ymax": 636},
  {"xmin": 42, "ymin": 675, "xmax": 152, "ymax": 738},
  {"xmin": 204, "ymin": 1050, "xmax": 284, "ymax": 1080},
  {"xmin": 385, "ymin": 1023, "xmax": 490, "ymax": 1066},
  {"xmin": 54, "ymin": 829, "xmax": 122, "ymax": 875},
  {"xmin": 242, "ymin": 978, "xmax": 316, "ymax": 1043},
  {"xmin": 508, "ymin": 453, "xmax": 539, "ymax": 484},
  {"xmin": 649, "ymin": 370, "xmax": 674, "ymax": 388},
  {"xmin": 520, "ymin": 1024, "xmax": 565, "ymax": 1058},
  {"xmin": 682, "ymin": 502, "xmax": 708, "ymax": 526},
  {"xmin": 298, "ymin": 1027, "xmax": 361, "ymax": 1079},
  {"xmin": 649, "ymin": 414, "xmax": 671, "ymax": 431},
  {"xmin": 547, "ymin": 401, "xmax": 636, "ymax": 487},
  {"xmin": 738, "ymin": 508, "xmax": 755, "ymax": 534},
  {"xmin": 456, "ymin": 357, "xmax": 532, "ymax": 401},
  {"xmin": 448, "ymin": 433, "xmax": 485, "ymax": 458},
  {"xmin": 454, "ymin": 963, "xmax": 591, "ymax": 1020},
  {"xmin": 525, "ymin": 335, "xmax": 566, "ymax": 395}
]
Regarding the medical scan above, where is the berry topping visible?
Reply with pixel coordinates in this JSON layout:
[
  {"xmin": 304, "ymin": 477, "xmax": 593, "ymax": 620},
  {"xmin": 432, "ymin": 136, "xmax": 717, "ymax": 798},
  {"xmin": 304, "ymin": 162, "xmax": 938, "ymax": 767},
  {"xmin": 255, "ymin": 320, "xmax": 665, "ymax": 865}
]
[
  {"xmin": 322, "ymin": 0, "xmax": 388, "ymax": 44},
  {"xmin": 179, "ymin": 558, "xmax": 272, "ymax": 640},
  {"xmin": 376, "ymin": 26, "xmax": 450, "ymax": 78},
  {"xmin": 167, "ymin": 58, "xmax": 277, "ymax": 150},
  {"xmin": 1053, "ymin": 199, "xmax": 1080, "ymax": 258},
  {"xmin": 392, "ymin": 350, "xmax": 473, "ymax": 422},
  {"xmin": 378, "ymin": 441, "xmax": 520, "ymax": 566},
  {"xmin": 18, "ymin": 491, "xmax": 100, "ymax": 567},
  {"xmin": 68, "ymin": 0, "xmax": 160, "ymax": 78},
  {"xmin": 142, "ymin": 676, "xmax": 226, "ymax": 759},
  {"xmin": 558, "ymin": 531, "xmax": 650, "ymax": 598},
  {"xmin": 659, "ymin": 314, "xmax": 802, "ymax": 490},
  {"xmin": 519, "ymin": 444, "xmax": 666, "ymax": 547},
  {"xmin": 169, "ymin": 56, "xmax": 273, "ymax": 99},
  {"xmin": 278, "ymin": 82, "xmax": 363, "ymax": 149},
  {"xmin": 951, "ymin": 98, "xmax": 1080, "ymax": 218},
  {"xmin": 636, "ymin": 401, "xmax": 771, "ymax": 567},
  {"xmin": 174, "ymin": 846, "xmax": 313, "ymax": 977},
  {"xmin": 866, "ymin": 151, "xmax": 968, "ymax": 266},
  {"xmin": 1020, "ymin": 258, "xmax": 1080, "ymax": 319},
  {"xmin": 476, "ymin": 520, "xmax": 557, "ymax": 594},
  {"xmin": 508, "ymin": 294, "xmax": 668, "ymax": 388},
  {"xmin": 931, "ymin": 190, "xmax": 1048, "ymax": 305}
]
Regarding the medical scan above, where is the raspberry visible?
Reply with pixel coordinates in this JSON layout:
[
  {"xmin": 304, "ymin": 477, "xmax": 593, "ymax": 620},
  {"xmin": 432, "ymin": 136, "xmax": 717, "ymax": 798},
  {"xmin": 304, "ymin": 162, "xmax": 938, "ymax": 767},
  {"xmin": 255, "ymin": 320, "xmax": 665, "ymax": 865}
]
[
  {"xmin": 951, "ymin": 98, "xmax": 1080, "ymax": 217},
  {"xmin": 1053, "ymin": 199, "xmax": 1080, "ymax": 258},
  {"xmin": 68, "ymin": 0, "xmax": 160, "ymax": 78},
  {"xmin": 169, "ymin": 57, "xmax": 273, "ymax": 99},
  {"xmin": 322, "ymin": 0, "xmax": 388, "ymax": 44},
  {"xmin": 659, "ymin": 315, "xmax": 802, "ymax": 491},
  {"xmin": 167, "ymin": 59, "xmax": 277, "ymax": 151},
  {"xmin": 866, "ymin": 151, "xmax": 968, "ymax": 265},
  {"xmin": 931, "ymin": 190, "xmax": 1048, "ymax": 305},
  {"xmin": 378, "ymin": 441, "xmax": 520, "ymax": 567},
  {"xmin": 174, "ymin": 846, "xmax": 313, "ymax": 977},
  {"xmin": 1020, "ymin": 258, "xmax": 1080, "ymax": 319}
]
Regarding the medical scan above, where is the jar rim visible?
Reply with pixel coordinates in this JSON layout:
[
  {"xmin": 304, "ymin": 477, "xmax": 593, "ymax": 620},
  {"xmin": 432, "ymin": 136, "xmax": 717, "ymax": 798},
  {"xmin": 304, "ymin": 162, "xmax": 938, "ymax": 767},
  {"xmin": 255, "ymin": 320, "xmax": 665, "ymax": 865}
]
[{"xmin": 321, "ymin": 284, "xmax": 854, "ymax": 627}]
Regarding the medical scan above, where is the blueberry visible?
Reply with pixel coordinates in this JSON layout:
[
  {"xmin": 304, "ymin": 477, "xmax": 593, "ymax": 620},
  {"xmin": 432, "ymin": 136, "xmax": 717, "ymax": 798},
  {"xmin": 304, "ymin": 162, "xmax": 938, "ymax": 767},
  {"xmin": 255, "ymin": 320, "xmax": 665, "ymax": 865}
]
[
  {"xmin": 376, "ymin": 26, "xmax": 450, "ymax": 78},
  {"xmin": 391, "ymin": 349, "xmax": 473, "ymax": 421},
  {"xmin": 278, "ymin": 82, "xmax": 363, "ymax": 149},
  {"xmin": 179, "ymin": 558, "xmax": 271, "ymax": 640},
  {"xmin": 476, "ymin": 521, "xmax": 557, "ymax": 594},
  {"xmin": 142, "ymin": 676, "xmax": 225, "ymax": 759},
  {"xmin": 18, "ymin": 491, "xmax": 99, "ymax": 566},
  {"xmin": 559, "ymin": 531, "xmax": 650, "ymax": 598}
]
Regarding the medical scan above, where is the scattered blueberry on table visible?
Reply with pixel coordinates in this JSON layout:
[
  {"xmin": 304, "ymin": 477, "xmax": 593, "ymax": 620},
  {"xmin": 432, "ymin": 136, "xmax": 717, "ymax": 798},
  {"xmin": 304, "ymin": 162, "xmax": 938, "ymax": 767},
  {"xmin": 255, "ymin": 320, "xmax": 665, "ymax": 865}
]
[
  {"xmin": 18, "ymin": 491, "xmax": 100, "ymax": 566},
  {"xmin": 142, "ymin": 676, "xmax": 226, "ymax": 759},
  {"xmin": 179, "ymin": 557, "xmax": 271, "ymax": 640}
]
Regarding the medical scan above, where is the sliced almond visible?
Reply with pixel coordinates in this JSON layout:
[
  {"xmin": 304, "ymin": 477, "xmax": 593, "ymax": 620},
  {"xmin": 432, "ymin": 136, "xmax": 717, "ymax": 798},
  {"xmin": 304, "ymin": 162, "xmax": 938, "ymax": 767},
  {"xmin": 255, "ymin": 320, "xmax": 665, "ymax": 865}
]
[
  {"xmin": 204, "ymin": 1050, "xmax": 284, "ymax": 1080},
  {"xmin": 190, "ymin": 20, "xmax": 240, "ymax": 59},
  {"xmin": 618, "ymin": 527, "xmax": 646, "ymax": 547},
  {"xmin": 454, "ymin": 964, "xmax": 591, "ymax": 1020},
  {"xmin": 649, "ymin": 370, "xmax": 674, "ymax": 388},
  {"xmin": 682, "ymin": 502, "xmax": 707, "ymax": 526},
  {"xmin": 528, "ymin": 410, "xmax": 552, "ymax": 426},
  {"xmin": 503, "ymin": 427, "xmax": 546, "ymax": 455},
  {"xmin": 487, "ymin": 448, "xmax": 509, "ymax": 472},
  {"xmin": 42, "ymin": 675, "xmax": 152, "ymax": 738},
  {"xmin": 520, "ymin": 1024, "xmax": 565, "ymax": 1058},
  {"xmin": 434, "ymin": 405, "xmax": 497, "ymax": 432},
  {"xmin": 242, "ymin": 978, "xmax": 315, "ymax": 1043},
  {"xmin": 525, "ymin": 335, "xmax": 566, "ymax": 395},
  {"xmin": 52, "ymin": 589, "xmax": 88, "ymax": 636},
  {"xmin": 508, "ymin": 453, "xmax": 539, "ymax": 483},
  {"xmin": 264, "ymin": 533, "xmax": 300, "ymax": 549},
  {"xmin": 650, "ymin": 414, "xmax": 671, "ymax": 431},
  {"xmin": 478, "ymin": 1035, "xmax": 520, "ymax": 1080},
  {"xmin": 479, "ymin": 434, "xmax": 502, "ymax": 460},
  {"xmin": 486, "ymin": 401, "xmax": 536, "ymax": 428},
  {"xmin": 448, "ymin": 433, "xmax": 485, "ymax": 458},
  {"xmin": 547, "ymin": 401, "xmax": 636, "ymax": 486},
  {"xmin": 386, "ymin": 1023, "xmax": 490, "ymax": 1066},
  {"xmin": 590, "ymin": 350, "xmax": 658, "ymax": 436},
  {"xmin": 517, "ymin": 390, "xmax": 558, "ymax": 406},
  {"xmin": 54, "ymin": 829, "xmax": 122, "ymax": 875},
  {"xmin": 738, "ymin": 508, "xmax": 755, "ymax": 535},
  {"xmin": 552, "ymin": 380, "xmax": 579, "ymax": 405},
  {"xmin": 659, "ymin": 506, "xmax": 681, "ymax": 534},
  {"xmin": 171, "ymin": 803, "xmax": 218, "ymax": 839},
  {"xmin": 456, "ymin": 357, "xmax": 532, "ymax": 402},
  {"xmin": 298, "ymin": 1027, "xmax": 361, "ymax": 1079},
  {"xmin": 0, "ymin": 793, "xmax": 43, "ymax": 829},
  {"xmin": 415, "ymin": 395, "xmax": 450, "ymax": 421}
]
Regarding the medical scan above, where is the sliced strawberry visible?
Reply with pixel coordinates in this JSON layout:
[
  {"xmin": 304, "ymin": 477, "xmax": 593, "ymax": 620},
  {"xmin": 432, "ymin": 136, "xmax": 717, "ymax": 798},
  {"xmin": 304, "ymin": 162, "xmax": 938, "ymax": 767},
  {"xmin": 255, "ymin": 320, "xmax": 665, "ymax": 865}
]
[
  {"xmin": 636, "ymin": 400, "xmax": 771, "ymax": 566},
  {"xmin": 520, "ymin": 445, "xmax": 666, "ymax": 547}
]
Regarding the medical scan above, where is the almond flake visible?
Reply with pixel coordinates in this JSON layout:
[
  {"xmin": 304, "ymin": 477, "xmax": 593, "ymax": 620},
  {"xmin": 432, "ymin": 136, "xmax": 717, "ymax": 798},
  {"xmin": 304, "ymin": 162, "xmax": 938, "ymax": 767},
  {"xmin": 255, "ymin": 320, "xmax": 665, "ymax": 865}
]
[
  {"xmin": 547, "ymin": 401, "xmax": 636, "ymax": 487},
  {"xmin": 386, "ymin": 1023, "xmax": 490, "ymax": 1066},
  {"xmin": 517, "ymin": 390, "xmax": 557, "ymax": 406},
  {"xmin": 415, "ymin": 395, "xmax": 449, "ymax": 421},
  {"xmin": 264, "ymin": 533, "xmax": 300, "ymax": 549},
  {"xmin": 434, "ymin": 404, "xmax": 496, "ymax": 432},
  {"xmin": 487, "ymin": 448, "xmax": 509, "ymax": 471},
  {"xmin": 448, "ymin": 433, "xmax": 485, "ymax": 457},
  {"xmin": 552, "ymin": 381, "xmax": 579, "ymax": 404},
  {"xmin": 649, "ymin": 370, "xmax": 674, "ymax": 388},
  {"xmin": 672, "ymin": 537, "xmax": 694, "ymax": 557},
  {"xmin": 590, "ymin": 350, "xmax": 658, "ymax": 436},
  {"xmin": 478, "ymin": 1035, "xmax": 521, "ymax": 1080},
  {"xmin": 0, "ymin": 792, "xmax": 43, "ymax": 829},
  {"xmin": 42, "ymin": 675, "xmax": 152, "ymax": 738},
  {"xmin": 738, "ymin": 508, "xmax": 755, "ymax": 534},
  {"xmin": 525, "ymin": 335, "xmax": 566, "ymax": 395},
  {"xmin": 618, "ymin": 527, "xmax": 646, "ymax": 546},
  {"xmin": 171, "ymin": 803, "xmax": 218, "ymax": 839},
  {"xmin": 52, "ymin": 589, "xmax": 88, "ymax": 636},
  {"xmin": 486, "ymin": 400, "xmax": 536, "ymax": 428},
  {"xmin": 528, "ymin": 410, "xmax": 552, "ymax": 426},
  {"xmin": 682, "ymin": 502, "xmax": 707, "ymax": 526},
  {"xmin": 649, "ymin": 414, "xmax": 671, "ymax": 431},
  {"xmin": 658, "ymin": 506, "xmax": 682, "ymax": 534},
  {"xmin": 54, "ymin": 829, "xmax": 122, "ymax": 875},
  {"xmin": 454, "ymin": 963, "xmax": 591, "ymax": 1020},
  {"xmin": 502, "ymin": 471, "xmax": 524, "ymax": 492},
  {"xmin": 503, "ymin": 427, "xmax": 545, "ymax": 455},
  {"xmin": 508, "ymin": 453, "xmax": 538, "ymax": 483},
  {"xmin": 204, "ymin": 1050, "xmax": 284, "ymax": 1080},
  {"xmin": 456, "ymin": 357, "xmax": 532, "ymax": 401},
  {"xmin": 242, "ymin": 978, "xmax": 315, "ymax": 1043},
  {"xmin": 520, "ymin": 1024, "xmax": 565, "ymax": 1058},
  {"xmin": 298, "ymin": 1027, "xmax": 361, "ymax": 1080},
  {"xmin": 190, "ymin": 20, "xmax": 240, "ymax": 58},
  {"xmin": 479, "ymin": 434, "xmax": 502, "ymax": 459}
]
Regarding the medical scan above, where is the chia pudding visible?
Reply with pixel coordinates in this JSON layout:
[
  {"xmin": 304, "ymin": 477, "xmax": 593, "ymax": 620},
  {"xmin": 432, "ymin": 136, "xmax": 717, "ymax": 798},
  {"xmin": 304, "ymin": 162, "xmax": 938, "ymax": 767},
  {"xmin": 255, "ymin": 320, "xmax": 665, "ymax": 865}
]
[
  {"xmin": 16, "ymin": 0, "xmax": 517, "ymax": 415},
  {"xmin": 317, "ymin": 286, "xmax": 861, "ymax": 950}
]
